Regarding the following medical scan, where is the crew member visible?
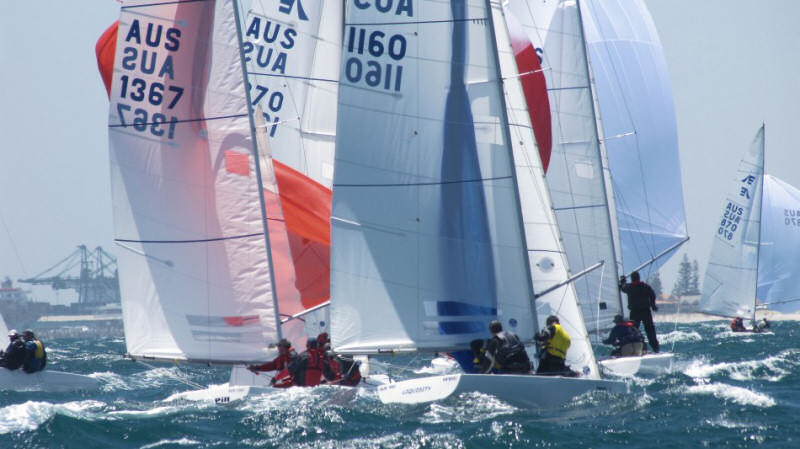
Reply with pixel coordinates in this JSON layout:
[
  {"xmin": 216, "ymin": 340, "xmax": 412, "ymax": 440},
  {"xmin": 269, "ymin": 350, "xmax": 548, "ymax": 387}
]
[
  {"xmin": 247, "ymin": 338, "xmax": 297, "ymax": 387},
  {"xmin": 21, "ymin": 329, "xmax": 46, "ymax": 373},
  {"xmin": 534, "ymin": 316, "xmax": 577, "ymax": 376},
  {"xmin": 753, "ymin": 317, "xmax": 771, "ymax": 333},
  {"xmin": 483, "ymin": 320, "xmax": 531, "ymax": 374},
  {"xmin": 620, "ymin": 271, "xmax": 660, "ymax": 353},
  {"xmin": 603, "ymin": 315, "xmax": 645, "ymax": 357},
  {"xmin": 287, "ymin": 338, "xmax": 336, "ymax": 387},
  {"xmin": 0, "ymin": 330, "xmax": 27, "ymax": 371},
  {"xmin": 730, "ymin": 317, "xmax": 747, "ymax": 332}
]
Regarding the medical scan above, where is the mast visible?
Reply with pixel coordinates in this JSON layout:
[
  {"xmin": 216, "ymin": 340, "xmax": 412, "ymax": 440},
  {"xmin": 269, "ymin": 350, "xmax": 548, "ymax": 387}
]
[
  {"xmin": 231, "ymin": 0, "xmax": 283, "ymax": 339},
  {"xmin": 753, "ymin": 123, "xmax": 766, "ymax": 323}
]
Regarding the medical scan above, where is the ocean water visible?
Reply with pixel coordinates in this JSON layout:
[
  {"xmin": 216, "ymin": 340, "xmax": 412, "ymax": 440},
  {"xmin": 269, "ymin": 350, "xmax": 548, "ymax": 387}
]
[{"xmin": 2, "ymin": 320, "xmax": 799, "ymax": 448}]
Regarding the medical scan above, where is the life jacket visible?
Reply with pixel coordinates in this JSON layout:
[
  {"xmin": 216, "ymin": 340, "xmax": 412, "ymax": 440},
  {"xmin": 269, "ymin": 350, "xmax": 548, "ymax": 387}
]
[
  {"xmin": 730, "ymin": 318, "xmax": 745, "ymax": 332},
  {"xmin": 23, "ymin": 339, "xmax": 46, "ymax": 373},
  {"xmin": 543, "ymin": 323, "xmax": 571, "ymax": 359},
  {"xmin": 289, "ymin": 349, "xmax": 326, "ymax": 387},
  {"xmin": 617, "ymin": 321, "xmax": 645, "ymax": 345},
  {"xmin": 493, "ymin": 331, "xmax": 529, "ymax": 367},
  {"xmin": 337, "ymin": 357, "xmax": 362, "ymax": 387}
]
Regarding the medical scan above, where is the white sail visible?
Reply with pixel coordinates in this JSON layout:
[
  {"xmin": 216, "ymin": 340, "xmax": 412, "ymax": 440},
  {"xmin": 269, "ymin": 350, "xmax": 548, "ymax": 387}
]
[
  {"xmin": 242, "ymin": 0, "xmax": 342, "ymax": 342},
  {"xmin": 0, "ymin": 311, "xmax": 8, "ymax": 338},
  {"xmin": 757, "ymin": 175, "xmax": 800, "ymax": 312},
  {"xmin": 701, "ymin": 126, "xmax": 765, "ymax": 321},
  {"xmin": 496, "ymin": 1, "xmax": 597, "ymax": 377},
  {"xmin": 581, "ymin": 0, "xmax": 688, "ymax": 275},
  {"xmin": 331, "ymin": 0, "xmax": 536, "ymax": 354},
  {"xmin": 506, "ymin": 0, "xmax": 621, "ymax": 340},
  {"xmin": 108, "ymin": 0, "xmax": 280, "ymax": 362}
]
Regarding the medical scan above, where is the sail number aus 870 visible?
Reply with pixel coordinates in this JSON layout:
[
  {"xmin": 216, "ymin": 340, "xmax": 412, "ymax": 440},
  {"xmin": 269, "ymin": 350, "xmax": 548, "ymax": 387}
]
[{"xmin": 345, "ymin": 27, "xmax": 406, "ymax": 92}]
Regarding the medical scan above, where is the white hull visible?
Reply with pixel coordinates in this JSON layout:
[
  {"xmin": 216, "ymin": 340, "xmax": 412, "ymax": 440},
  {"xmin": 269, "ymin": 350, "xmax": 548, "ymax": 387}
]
[
  {"xmin": 377, "ymin": 374, "xmax": 627, "ymax": 409},
  {"xmin": 0, "ymin": 369, "xmax": 100, "ymax": 392},
  {"xmin": 597, "ymin": 353, "xmax": 675, "ymax": 377}
]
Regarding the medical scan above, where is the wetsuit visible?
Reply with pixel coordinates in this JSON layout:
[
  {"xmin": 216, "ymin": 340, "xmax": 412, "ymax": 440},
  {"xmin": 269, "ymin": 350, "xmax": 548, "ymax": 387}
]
[
  {"xmin": 0, "ymin": 339, "xmax": 27, "ymax": 370},
  {"xmin": 620, "ymin": 279, "xmax": 660, "ymax": 353},
  {"xmin": 603, "ymin": 321, "xmax": 645, "ymax": 357},
  {"xmin": 485, "ymin": 331, "xmax": 531, "ymax": 374}
]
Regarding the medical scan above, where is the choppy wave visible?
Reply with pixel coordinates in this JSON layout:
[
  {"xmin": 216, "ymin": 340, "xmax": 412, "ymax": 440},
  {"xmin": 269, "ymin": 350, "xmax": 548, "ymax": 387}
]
[
  {"xmin": 0, "ymin": 400, "xmax": 105, "ymax": 434},
  {"xmin": 684, "ymin": 380, "xmax": 775, "ymax": 407},
  {"xmin": 659, "ymin": 329, "xmax": 703, "ymax": 344},
  {"xmin": 682, "ymin": 350, "xmax": 799, "ymax": 382}
]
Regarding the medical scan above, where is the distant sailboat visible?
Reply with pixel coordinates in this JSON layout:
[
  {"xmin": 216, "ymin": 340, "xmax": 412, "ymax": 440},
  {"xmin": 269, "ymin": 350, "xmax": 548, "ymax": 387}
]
[
  {"xmin": 701, "ymin": 125, "xmax": 799, "ymax": 327},
  {"xmin": 506, "ymin": 0, "xmax": 687, "ymax": 376},
  {"xmin": 329, "ymin": 0, "xmax": 624, "ymax": 408},
  {"xmin": 0, "ymin": 311, "xmax": 100, "ymax": 391}
]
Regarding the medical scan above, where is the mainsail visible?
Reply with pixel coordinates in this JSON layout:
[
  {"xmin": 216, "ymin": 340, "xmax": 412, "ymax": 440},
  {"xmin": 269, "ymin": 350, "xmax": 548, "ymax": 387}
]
[
  {"xmin": 495, "ymin": 0, "xmax": 597, "ymax": 377},
  {"xmin": 700, "ymin": 126, "xmax": 765, "ymax": 321},
  {"xmin": 331, "ymin": 0, "xmax": 537, "ymax": 354},
  {"xmin": 107, "ymin": 0, "xmax": 281, "ymax": 362},
  {"xmin": 758, "ymin": 175, "xmax": 800, "ymax": 312},
  {"xmin": 507, "ymin": 0, "xmax": 621, "ymax": 339},
  {"xmin": 581, "ymin": 0, "xmax": 689, "ymax": 275}
]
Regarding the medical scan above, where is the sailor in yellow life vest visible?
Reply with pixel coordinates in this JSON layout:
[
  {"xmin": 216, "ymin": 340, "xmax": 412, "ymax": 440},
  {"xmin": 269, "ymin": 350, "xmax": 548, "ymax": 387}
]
[
  {"xmin": 21, "ymin": 329, "xmax": 47, "ymax": 373},
  {"xmin": 534, "ymin": 316, "xmax": 578, "ymax": 377}
]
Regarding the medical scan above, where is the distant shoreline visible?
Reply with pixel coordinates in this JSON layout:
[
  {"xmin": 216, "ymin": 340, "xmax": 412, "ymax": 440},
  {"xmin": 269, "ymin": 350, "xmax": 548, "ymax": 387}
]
[{"xmin": 654, "ymin": 310, "xmax": 799, "ymax": 323}]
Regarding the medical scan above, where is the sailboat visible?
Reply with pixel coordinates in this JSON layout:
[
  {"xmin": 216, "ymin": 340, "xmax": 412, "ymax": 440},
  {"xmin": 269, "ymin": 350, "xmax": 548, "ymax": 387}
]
[
  {"xmin": 103, "ymin": 0, "xmax": 335, "ymax": 402},
  {"xmin": 701, "ymin": 125, "xmax": 800, "ymax": 327},
  {"xmin": 506, "ymin": 0, "xmax": 688, "ymax": 376},
  {"xmin": 0, "ymin": 311, "xmax": 100, "ymax": 391},
  {"xmin": 329, "ymin": 0, "xmax": 625, "ymax": 408}
]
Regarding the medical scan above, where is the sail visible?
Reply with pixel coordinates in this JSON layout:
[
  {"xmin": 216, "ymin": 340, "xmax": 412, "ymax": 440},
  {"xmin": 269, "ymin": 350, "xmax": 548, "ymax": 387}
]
[
  {"xmin": 331, "ymin": 0, "xmax": 535, "ymax": 354},
  {"xmin": 757, "ymin": 175, "xmax": 800, "ymax": 312},
  {"xmin": 242, "ymin": 0, "xmax": 342, "ymax": 338},
  {"xmin": 700, "ymin": 126, "xmax": 765, "ymax": 321},
  {"xmin": 108, "ymin": 0, "xmax": 280, "ymax": 362},
  {"xmin": 0, "ymin": 312, "xmax": 8, "ymax": 338},
  {"xmin": 496, "ymin": 1, "xmax": 598, "ymax": 377},
  {"xmin": 507, "ymin": 0, "xmax": 621, "ymax": 340},
  {"xmin": 581, "ymin": 0, "xmax": 688, "ymax": 275}
]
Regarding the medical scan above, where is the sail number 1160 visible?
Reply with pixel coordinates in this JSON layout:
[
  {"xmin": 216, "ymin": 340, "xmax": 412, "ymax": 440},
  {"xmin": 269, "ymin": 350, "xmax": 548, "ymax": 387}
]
[{"xmin": 345, "ymin": 27, "xmax": 407, "ymax": 92}]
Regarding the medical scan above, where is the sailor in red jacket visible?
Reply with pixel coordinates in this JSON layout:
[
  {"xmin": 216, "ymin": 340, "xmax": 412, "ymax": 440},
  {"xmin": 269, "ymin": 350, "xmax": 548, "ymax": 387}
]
[
  {"xmin": 247, "ymin": 338, "xmax": 297, "ymax": 387},
  {"xmin": 288, "ymin": 338, "xmax": 336, "ymax": 387}
]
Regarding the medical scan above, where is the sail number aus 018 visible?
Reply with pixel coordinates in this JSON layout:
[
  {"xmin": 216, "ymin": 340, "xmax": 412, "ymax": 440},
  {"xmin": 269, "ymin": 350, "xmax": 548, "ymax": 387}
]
[{"xmin": 344, "ymin": 27, "xmax": 407, "ymax": 92}]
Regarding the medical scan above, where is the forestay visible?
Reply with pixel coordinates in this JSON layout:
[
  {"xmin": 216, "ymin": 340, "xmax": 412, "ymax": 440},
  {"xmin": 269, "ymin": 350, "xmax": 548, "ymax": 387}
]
[
  {"xmin": 581, "ymin": 0, "xmax": 688, "ymax": 275},
  {"xmin": 701, "ymin": 126, "xmax": 765, "ymax": 321},
  {"xmin": 108, "ymin": 0, "xmax": 280, "ymax": 362},
  {"xmin": 496, "ymin": 0, "xmax": 597, "ymax": 378},
  {"xmin": 331, "ymin": 0, "xmax": 536, "ymax": 354},
  {"xmin": 506, "ymin": 0, "xmax": 621, "ymax": 341},
  {"xmin": 757, "ymin": 175, "xmax": 800, "ymax": 313}
]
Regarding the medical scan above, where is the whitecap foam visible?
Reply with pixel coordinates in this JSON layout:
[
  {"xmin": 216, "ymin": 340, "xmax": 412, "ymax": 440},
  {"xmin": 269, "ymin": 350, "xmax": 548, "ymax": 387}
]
[
  {"xmin": 682, "ymin": 353, "xmax": 791, "ymax": 382},
  {"xmin": 140, "ymin": 438, "xmax": 201, "ymax": 449},
  {"xmin": 684, "ymin": 381, "xmax": 775, "ymax": 407},
  {"xmin": 659, "ymin": 329, "xmax": 702, "ymax": 344},
  {"xmin": 0, "ymin": 400, "xmax": 105, "ymax": 434},
  {"xmin": 414, "ymin": 357, "xmax": 460, "ymax": 375},
  {"xmin": 420, "ymin": 391, "xmax": 515, "ymax": 424}
]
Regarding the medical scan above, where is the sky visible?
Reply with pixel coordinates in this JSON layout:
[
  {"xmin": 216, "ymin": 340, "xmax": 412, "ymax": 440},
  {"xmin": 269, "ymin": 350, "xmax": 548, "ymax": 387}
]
[{"xmin": 1, "ymin": 0, "xmax": 799, "ymax": 303}]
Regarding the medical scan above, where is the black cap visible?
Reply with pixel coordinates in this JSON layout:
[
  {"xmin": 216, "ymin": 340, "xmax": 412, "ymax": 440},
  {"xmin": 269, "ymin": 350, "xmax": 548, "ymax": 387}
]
[
  {"xmin": 307, "ymin": 338, "xmax": 318, "ymax": 349},
  {"xmin": 277, "ymin": 338, "xmax": 291, "ymax": 348},
  {"xmin": 489, "ymin": 320, "xmax": 502, "ymax": 333},
  {"xmin": 613, "ymin": 315, "xmax": 624, "ymax": 324},
  {"xmin": 546, "ymin": 315, "xmax": 559, "ymax": 326}
]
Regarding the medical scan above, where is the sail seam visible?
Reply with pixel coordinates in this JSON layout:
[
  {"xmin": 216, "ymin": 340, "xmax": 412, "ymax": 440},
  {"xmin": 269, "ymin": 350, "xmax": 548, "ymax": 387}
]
[
  {"xmin": 115, "ymin": 233, "xmax": 262, "ymax": 244},
  {"xmin": 334, "ymin": 175, "xmax": 512, "ymax": 188},
  {"xmin": 109, "ymin": 113, "xmax": 247, "ymax": 128},
  {"xmin": 347, "ymin": 18, "xmax": 488, "ymax": 26}
]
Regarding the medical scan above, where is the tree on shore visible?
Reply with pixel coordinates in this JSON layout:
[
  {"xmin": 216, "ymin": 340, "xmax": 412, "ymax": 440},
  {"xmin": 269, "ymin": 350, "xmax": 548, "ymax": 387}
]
[
  {"xmin": 672, "ymin": 254, "xmax": 693, "ymax": 296},
  {"xmin": 647, "ymin": 271, "xmax": 663, "ymax": 297}
]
